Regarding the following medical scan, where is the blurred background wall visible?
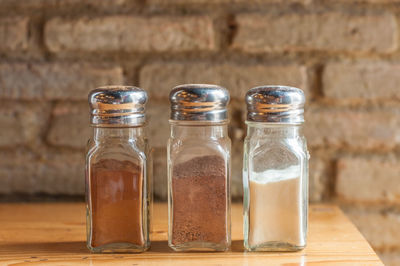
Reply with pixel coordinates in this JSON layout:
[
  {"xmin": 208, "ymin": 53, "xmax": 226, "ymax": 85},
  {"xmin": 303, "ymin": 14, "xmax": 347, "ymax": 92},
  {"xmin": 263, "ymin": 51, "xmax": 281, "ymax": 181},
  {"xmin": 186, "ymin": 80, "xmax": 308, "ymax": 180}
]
[{"xmin": 0, "ymin": 0, "xmax": 399, "ymax": 264}]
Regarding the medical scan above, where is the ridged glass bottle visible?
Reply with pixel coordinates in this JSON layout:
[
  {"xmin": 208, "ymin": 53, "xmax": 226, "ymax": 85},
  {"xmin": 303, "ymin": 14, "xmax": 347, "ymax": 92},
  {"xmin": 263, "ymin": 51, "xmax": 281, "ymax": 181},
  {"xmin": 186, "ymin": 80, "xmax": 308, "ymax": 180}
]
[
  {"xmin": 243, "ymin": 86, "xmax": 309, "ymax": 252},
  {"xmin": 86, "ymin": 86, "xmax": 152, "ymax": 253},
  {"xmin": 167, "ymin": 84, "xmax": 231, "ymax": 252}
]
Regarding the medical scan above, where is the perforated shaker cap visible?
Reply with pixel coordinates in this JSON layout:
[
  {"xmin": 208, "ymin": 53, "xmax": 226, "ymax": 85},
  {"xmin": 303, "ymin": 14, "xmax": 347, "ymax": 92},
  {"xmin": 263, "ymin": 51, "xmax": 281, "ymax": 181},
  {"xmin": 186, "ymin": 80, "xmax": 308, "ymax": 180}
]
[
  {"xmin": 88, "ymin": 85, "xmax": 148, "ymax": 127},
  {"xmin": 169, "ymin": 84, "xmax": 230, "ymax": 122},
  {"xmin": 246, "ymin": 85, "xmax": 305, "ymax": 124}
]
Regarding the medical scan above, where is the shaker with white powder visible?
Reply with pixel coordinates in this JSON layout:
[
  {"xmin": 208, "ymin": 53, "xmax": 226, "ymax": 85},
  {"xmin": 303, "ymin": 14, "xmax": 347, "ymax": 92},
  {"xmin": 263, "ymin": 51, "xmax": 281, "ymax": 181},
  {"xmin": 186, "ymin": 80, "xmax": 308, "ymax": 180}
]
[
  {"xmin": 249, "ymin": 166, "xmax": 303, "ymax": 248},
  {"xmin": 243, "ymin": 86, "xmax": 309, "ymax": 251}
]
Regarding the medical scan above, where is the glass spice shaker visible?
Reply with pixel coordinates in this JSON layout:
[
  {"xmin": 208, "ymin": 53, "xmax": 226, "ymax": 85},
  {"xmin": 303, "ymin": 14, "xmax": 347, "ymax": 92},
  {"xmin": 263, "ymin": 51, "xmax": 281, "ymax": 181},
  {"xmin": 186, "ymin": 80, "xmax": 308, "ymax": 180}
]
[
  {"xmin": 243, "ymin": 86, "xmax": 309, "ymax": 252},
  {"xmin": 86, "ymin": 86, "xmax": 152, "ymax": 253},
  {"xmin": 168, "ymin": 84, "xmax": 231, "ymax": 252}
]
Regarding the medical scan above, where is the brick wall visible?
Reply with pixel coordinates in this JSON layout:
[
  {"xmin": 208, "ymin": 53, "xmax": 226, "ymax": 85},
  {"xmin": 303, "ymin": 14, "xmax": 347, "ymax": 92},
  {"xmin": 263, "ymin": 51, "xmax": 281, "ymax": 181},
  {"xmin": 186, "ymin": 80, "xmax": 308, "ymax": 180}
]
[{"xmin": 0, "ymin": 0, "xmax": 399, "ymax": 263}]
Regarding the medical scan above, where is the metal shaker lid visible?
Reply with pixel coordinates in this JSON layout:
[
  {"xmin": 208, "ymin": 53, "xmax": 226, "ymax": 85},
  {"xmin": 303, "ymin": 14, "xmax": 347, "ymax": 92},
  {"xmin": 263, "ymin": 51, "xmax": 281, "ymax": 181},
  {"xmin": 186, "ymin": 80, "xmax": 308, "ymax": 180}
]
[
  {"xmin": 245, "ymin": 85, "xmax": 305, "ymax": 124},
  {"xmin": 169, "ymin": 84, "xmax": 230, "ymax": 122},
  {"xmin": 88, "ymin": 85, "xmax": 147, "ymax": 127}
]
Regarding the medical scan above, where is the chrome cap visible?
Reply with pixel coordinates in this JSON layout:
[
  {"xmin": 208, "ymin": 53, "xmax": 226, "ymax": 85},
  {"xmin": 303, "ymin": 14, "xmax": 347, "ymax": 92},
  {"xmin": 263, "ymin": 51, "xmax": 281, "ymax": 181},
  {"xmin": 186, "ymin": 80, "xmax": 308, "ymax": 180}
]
[
  {"xmin": 169, "ymin": 84, "xmax": 230, "ymax": 122},
  {"xmin": 246, "ymin": 85, "xmax": 305, "ymax": 123},
  {"xmin": 88, "ymin": 85, "xmax": 147, "ymax": 127}
]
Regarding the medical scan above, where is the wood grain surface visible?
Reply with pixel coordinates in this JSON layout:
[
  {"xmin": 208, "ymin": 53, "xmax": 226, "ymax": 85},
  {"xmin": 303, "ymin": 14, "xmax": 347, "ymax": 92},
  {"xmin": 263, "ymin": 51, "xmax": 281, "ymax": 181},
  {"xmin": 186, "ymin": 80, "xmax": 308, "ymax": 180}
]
[{"xmin": 0, "ymin": 203, "xmax": 382, "ymax": 265}]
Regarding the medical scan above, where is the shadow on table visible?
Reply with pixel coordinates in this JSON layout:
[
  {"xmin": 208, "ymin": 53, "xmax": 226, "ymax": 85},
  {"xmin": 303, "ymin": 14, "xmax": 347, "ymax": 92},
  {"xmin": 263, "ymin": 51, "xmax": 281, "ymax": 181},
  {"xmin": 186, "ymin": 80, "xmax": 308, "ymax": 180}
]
[
  {"xmin": 0, "ymin": 240, "xmax": 244, "ymax": 255},
  {"xmin": 149, "ymin": 240, "xmax": 244, "ymax": 253},
  {"xmin": 0, "ymin": 241, "xmax": 87, "ymax": 255}
]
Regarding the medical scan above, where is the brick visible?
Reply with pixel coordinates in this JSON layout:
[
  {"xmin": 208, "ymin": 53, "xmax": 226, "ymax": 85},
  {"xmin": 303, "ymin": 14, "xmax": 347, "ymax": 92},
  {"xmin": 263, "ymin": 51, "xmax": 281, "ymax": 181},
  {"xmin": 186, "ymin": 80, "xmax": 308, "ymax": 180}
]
[
  {"xmin": 0, "ymin": 0, "xmax": 130, "ymax": 9},
  {"xmin": 140, "ymin": 63, "xmax": 307, "ymax": 100},
  {"xmin": 147, "ymin": 100, "xmax": 170, "ymax": 148},
  {"xmin": 233, "ymin": 13, "xmax": 397, "ymax": 53},
  {"xmin": 37, "ymin": 150, "xmax": 85, "ymax": 195},
  {"xmin": 231, "ymin": 139, "xmax": 243, "ymax": 199},
  {"xmin": 0, "ymin": 17, "xmax": 29, "ymax": 52},
  {"xmin": 153, "ymin": 148, "xmax": 167, "ymax": 200},
  {"xmin": 149, "ymin": 0, "xmax": 308, "ymax": 4},
  {"xmin": 0, "ymin": 149, "xmax": 36, "ymax": 194},
  {"xmin": 45, "ymin": 16, "xmax": 216, "ymax": 53},
  {"xmin": 305, "ymin": 107, "xmax": 400, "ymax": 150},
  {"xmin": 228, "ymin": 103, "xmax": 245, "ymax": 199},
  {"xmin": 60, "ymin": 0, "xmax": 130, "ymax": 9},
  {"xmin": 336, "ymin": 156, "xmax": 400, "ymax": 204},
  {"xmin": 47, "ymin": 102, "xmax": 91, "ymax": 149},
  {"xmin": 323, "ymin": 62, "xmax": 400, "ymax": 100},
  {"xmin": 309, "ymin": 155, "xmax": 329, "ymax": 202},
  {"xmin": 345, "ymin": 208, "xmax": 400, "ymax": 250},
  {"xmin": 379, "ymin": 252, "xmax": 400, "ymax": 266},
  {"xmin": 0, "ymin": 102, "xmax": 50, "ymax": 147},
  {"xmin": 0, "ymin": 148, "xmax": 84, "ymax": 195},
  {"xmin": 326, "ymin": 0, "xmax": 400, "ymax": 3},
  {"xmin": 0, "ymin": 63, "xmax": 123, "ymax": 100}
]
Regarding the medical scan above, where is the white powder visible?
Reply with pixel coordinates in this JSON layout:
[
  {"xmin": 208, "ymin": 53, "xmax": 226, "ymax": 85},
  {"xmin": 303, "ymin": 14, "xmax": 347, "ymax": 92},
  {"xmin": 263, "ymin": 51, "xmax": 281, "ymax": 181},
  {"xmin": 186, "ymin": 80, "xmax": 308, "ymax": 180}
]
[{"xmin": 249, "ymin": 165, "xmax": 302, "ymax": 247}]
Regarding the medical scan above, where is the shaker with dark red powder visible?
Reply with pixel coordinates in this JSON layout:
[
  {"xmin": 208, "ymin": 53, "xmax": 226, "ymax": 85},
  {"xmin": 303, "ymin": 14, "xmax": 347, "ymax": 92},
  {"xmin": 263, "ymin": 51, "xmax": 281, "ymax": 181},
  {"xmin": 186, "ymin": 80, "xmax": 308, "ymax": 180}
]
[{"xmin": 168, "ymin": 84, "xmax": 231, "ymax": 251}]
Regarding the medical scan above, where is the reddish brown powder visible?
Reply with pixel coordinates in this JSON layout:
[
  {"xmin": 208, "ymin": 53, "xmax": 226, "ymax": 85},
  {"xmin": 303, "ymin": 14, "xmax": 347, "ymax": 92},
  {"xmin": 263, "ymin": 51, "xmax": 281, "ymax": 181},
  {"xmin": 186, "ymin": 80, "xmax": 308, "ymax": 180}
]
[
  {"xmin": 90, "ymin": 159, "xmax": 144, "ymax": 247},
  {"xmin": 171, "ymin": 155, "xmax": 227, "ymax": 245}
]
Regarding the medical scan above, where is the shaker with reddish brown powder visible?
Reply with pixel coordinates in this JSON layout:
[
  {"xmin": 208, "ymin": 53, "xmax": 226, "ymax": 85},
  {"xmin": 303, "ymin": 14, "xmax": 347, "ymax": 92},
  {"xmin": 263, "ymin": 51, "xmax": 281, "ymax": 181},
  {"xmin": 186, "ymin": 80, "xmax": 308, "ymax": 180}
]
[
  {"xmin": 89, "ymin": 159, "xmax": 144, "ymax": 248},
  {"xmin": 171, "ymin": 155, "xmax": 229, "ymax": 248},
  {"xmin": 86, "ymin": 86, "xmax": 151, "ymax": 253}
]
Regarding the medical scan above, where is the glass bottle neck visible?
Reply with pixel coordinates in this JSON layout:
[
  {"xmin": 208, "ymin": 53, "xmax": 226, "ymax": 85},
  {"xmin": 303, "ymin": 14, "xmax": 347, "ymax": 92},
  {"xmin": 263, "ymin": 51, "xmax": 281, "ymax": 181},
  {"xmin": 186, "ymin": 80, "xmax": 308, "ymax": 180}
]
[
  {"xmin": 246, "ymin": 122, "xmax": 303, "ymax": 139},
  {"xmin": 93, "ymin": 127, "xmax": 144, "ymax": 141},
  {"xmin": 170, "ymin": 122, "xmax": 228, "ymax": 139}
]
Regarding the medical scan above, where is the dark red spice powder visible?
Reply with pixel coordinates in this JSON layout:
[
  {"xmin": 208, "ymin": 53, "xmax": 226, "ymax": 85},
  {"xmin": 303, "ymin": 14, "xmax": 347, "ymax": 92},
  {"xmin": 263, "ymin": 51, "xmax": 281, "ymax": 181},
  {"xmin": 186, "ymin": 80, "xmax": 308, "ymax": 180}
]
[{"xmin": 171, "ymin": 155, "xmax": 228, "ymax": 245}]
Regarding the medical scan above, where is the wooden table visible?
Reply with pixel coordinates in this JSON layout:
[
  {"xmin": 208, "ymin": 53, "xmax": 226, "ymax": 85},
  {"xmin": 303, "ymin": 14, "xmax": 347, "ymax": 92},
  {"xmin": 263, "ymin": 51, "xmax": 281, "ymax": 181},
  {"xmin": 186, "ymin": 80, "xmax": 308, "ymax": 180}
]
[{"xmin": 0, "ymin": 203, "xmax": 382, "ymax": 265}]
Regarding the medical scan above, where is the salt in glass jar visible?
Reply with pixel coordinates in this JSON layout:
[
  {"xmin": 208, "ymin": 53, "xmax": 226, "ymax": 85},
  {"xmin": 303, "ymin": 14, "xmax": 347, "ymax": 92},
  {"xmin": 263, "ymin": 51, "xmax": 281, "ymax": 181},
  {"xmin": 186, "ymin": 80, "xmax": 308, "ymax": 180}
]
[{"xmin": 243, "ymin": 85, "xmax": 309, "ymax": 251}]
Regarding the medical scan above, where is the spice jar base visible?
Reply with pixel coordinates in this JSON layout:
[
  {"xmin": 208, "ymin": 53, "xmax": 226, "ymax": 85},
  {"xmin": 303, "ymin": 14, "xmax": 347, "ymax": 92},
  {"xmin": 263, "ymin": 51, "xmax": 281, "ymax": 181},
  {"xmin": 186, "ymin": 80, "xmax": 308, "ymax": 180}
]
[
  {"xmin": 244, "ymin": 241, "xmax": 305, "ymax": 252},
  {"xmin": 169, "ymin": 241, "xmax": 230, "ymax": 252},
  {"xmin": 87, "ymin": 242, "xmax": 150, "ymax": 253}
]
